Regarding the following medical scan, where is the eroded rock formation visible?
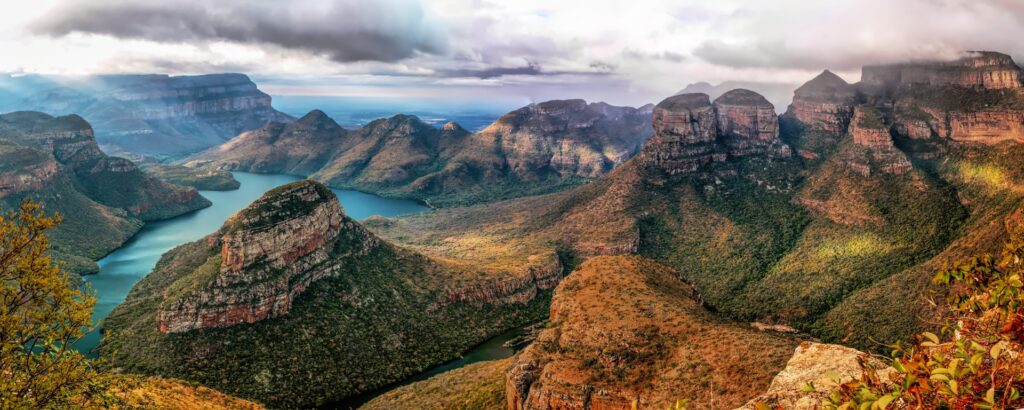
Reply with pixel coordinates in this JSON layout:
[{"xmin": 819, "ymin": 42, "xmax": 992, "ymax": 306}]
[
  {"xmin": 785, "ymin": 70, "xmax": 857, "ymax": 134},
  {"xmin": 714, "ymin": 89, "xmax": 792, "ymax": 158},
  {"xmin": 157, "ymin": 180, "xmax": 376, "ymax": 333},
  {"xmin": 846, "ymin": 106, "xmax": 913, "ymax": 176},
  {"xmin": 862, "ymin": 51, "xmax": 1022, "ymax": 91}
]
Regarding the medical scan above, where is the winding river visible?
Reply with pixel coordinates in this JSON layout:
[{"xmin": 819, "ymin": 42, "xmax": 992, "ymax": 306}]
[{"xmin": 77, "ymin": 172, "xmax": 430, "ymax": 355}]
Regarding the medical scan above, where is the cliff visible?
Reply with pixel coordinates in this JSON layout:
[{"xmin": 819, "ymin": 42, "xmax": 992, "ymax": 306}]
[
  {"xmin": 845, "ymin": 105, "xmax": 912, "ymax": 176},
  {"xmin": 505, "ymin": 256, "xmax": 797, "ymax": 409},
  {"xmin": 640, "ymin": 90, "xmax": 791, "ymax": 175},
  {"xmin": 187, "ymin": 99, "xmax": 654, "ymax": 207},
  {"xmin": 0, "ymin": 111, "xmax": 209, "ymax": 273},
  {"xmin": 0, "ymin": 73, "xmax": 293, "ymax": 156},
  {"xmin": 784, "ymin": 70, "xmax": 857, "ymax": 135},
  {"xmin": 862, "ymin": 51, "xmax": 1022, "ymax": 92},
  {"xmin": 156, "ymin": 181, "xmax": 371, "ymax": 333}
]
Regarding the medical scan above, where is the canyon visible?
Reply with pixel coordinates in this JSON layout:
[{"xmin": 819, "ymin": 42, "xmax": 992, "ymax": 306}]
[{"xmin": 0, "ymin": 111, "xmax": 209, "ymax": 273}]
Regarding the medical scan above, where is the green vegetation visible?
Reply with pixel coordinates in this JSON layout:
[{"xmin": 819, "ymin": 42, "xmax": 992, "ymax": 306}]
[
  {"xmin": 821, "ymin": 238, "xmax": 1024, "ymax": 409},
  {"xmin": 101, "ymin": 227, "xmax": 550, "ymax": 408},
  {"xmin": 142, "ymin": 164, "xmax": 240, "ymax": 191},
  {"xmin": 362, "ymin": 358, "xmax": 510, "ymax": 410}
]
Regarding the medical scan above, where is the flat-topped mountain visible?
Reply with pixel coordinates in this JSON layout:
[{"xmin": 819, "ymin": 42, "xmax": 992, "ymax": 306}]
[
  {"xmin": 0, "ymin": 111, "xmax": 209, "ymax": 273},
  {"xmin": 0, "ymin": 73, "xmax": 293, "ymax": 157},
  {"xmin": 186, "ymin": 99, "xmax": 654, "ymax": 206}
]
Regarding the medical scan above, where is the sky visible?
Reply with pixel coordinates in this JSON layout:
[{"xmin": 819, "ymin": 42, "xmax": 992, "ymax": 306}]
[{"xmin": 3, "ymin": 0, "xmax": 1024, "ymax": 107}]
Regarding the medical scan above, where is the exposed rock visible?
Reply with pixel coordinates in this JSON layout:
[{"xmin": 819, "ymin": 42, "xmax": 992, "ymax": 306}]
[
  {"xmin": 846, "ymin": 106, "xmax": 912, "ymax": 176},
  {"xmin": 739, "ymin": 342, "xmax": 890, "ymax": 410},
  {"xmin": 156, "ymin": 180, "xmax": 374, "ymax": 333},
  {"xmin": 714, "ymin": 89, "xmax": 792, "ymax": 158},
  {"xmin": 862, "ymin": 51, "xmax": 1022, "ymax": 92},
  {"xmin": 641, "ymin": 93, "xmax": 725, "ymax": 174},
  {"xmin": 440, "ymin": 252, "xmax": 563, "ymax": 306},
  {"xmin": 785, "ymin": 70, "xmax": 857, "ymax": 134}
]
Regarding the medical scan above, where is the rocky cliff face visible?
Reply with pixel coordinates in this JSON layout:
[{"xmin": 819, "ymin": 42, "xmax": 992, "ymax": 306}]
[
  {"xmin": 0, "ymin": 73, "xmax": 292, "ymax": 156},
  {"xmin": 846, "ymin": 105, "xmax": 913, "ymax": 176},
  {"xmin": 188, "ymin": 100, "xmax": 653, "ymax": 207},
  {"xmin": 785, "ymin": 70, "xmax": 857, "ymax": 134},
  {"xmin": 862, "ymin": 51, "xmax": 1022, "ymax": 92},
  {"xmin": 0, "ymin": 111, "xmax": 209, "ymax": 273},
  {"xmin": 157, "ymin": 181, "xmax": 374, "ymax": 333},
  {"xmin": 641, "ymin": 90, "xmax": 791, "ymax": 175}
]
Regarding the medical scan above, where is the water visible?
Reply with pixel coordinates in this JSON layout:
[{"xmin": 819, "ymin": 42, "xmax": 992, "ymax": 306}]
[
  {"xmin": 272, "ymin": 95, "xmax": 514, "ymax": 132},
  {"xmin": 77, "ymin": 172, "xmax": 429, "ymax": 355}
]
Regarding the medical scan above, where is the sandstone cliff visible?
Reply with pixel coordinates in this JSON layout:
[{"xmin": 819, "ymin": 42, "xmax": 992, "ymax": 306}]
[
  {"xmin": 0, "ymin": 73, "xmax": 293, "ymax": 156},
  {"xmin": 845, "ymin": 105, "xmax": 912, "ymax": 176},
  {"xmin": 784, "ymin": 70, "xmax": 857, "ymax": 135},
  {"xmin": 187, "ymin": 100, "xmax": 654, "ymax": 207},
  {"xmin": 862, "ymin": 51, "xmax": 1022, "ymax": 92}
]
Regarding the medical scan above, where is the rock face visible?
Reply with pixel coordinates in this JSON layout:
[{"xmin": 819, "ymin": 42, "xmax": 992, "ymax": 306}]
[
  {"xmin": 0, "ymin": 74, "xmax": 293, "ymax": 156},
  {"xmin": 641, "ymin": 91, "xmax": 791, "ymax": 175},
  {"xmin": 157, "ymin": 181, "xmax": 375, "ymax": 333},
  {"xmin": 739, "ymin": 342, "xmax": 889, "ymax": 410},
  {"xmin": 862, "ymin": 51, "xmax": 1023, "ymax": 92},
  {"xmin": 846, "ymin": 106, "xmax": 913, "ymax": 176},
  {"xmin": 506, "ymin": 256, "xmax": 797, "ymax": 410},
  {"xmin": 0, "ymin": 111, "xmax": 209, "ymax": 273},
  {"xmin": 714, "ymin": 89, "xmax": 792, "ymax": 158},
  {"xmin": 785, "ymin": 70, "xmax": 857, "ymax": 134},
  {"xmin": 188, "ymin": 100, "xmax": 654, "ymax": 207}
]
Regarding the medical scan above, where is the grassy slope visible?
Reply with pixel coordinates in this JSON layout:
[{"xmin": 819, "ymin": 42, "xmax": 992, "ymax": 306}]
[
  {"xmin": 361, "ymin": 358, "xmax": 511, "ymax": 410},
  {"xmin": 141, "ymin": 164, "xmax": 240, "ymax": 191},
  {"xmin": 101, "ymin": 236, "xmax": 550, "ymax": 408}
]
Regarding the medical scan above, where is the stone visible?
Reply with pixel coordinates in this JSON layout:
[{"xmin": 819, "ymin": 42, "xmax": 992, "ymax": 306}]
[{"xmin": 785, "ymin": 70, "xmax": 857, "ymax": 134}]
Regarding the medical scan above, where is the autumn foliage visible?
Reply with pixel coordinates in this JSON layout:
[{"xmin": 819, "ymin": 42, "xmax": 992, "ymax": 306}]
[{"xmin": 824, "ymin": 240, "xmax": 1024, "ymax": 409}]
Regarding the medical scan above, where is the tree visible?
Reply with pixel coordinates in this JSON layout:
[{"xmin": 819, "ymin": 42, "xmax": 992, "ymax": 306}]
[
  {"xmin": 0, "ymin": 200, "xmax": 112, "ymax": 409},
  {"xmin": 823, "ymin": 239, "xmax": 1024, "ymax": 409}
]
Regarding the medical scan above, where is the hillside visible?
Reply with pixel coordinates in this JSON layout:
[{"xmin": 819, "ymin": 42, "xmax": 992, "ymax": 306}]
[
  {"xmin": 185, "ymin": 99, "xmax": 653, "ymax": 207},
  {"xmin": 0, "ymin": 111, "xmax": 210, "ymax": 273},
  {"xmin": 100, "ymin": 180, "xmax": 560, "ymax": 407},
  {"xmin": 0, "ymin": 74, "xmax": 293, "ymax": 157}
]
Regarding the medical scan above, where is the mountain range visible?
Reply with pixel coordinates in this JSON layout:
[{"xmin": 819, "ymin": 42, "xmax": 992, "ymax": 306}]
[{"xmin": 185, "ymin": 99, "xmax": 655, "ymax": 207}]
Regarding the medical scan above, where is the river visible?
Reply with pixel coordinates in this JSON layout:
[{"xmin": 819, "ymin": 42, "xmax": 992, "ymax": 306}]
[{"xmin": 77, "ymin": 172, "xmax": 430, "ymax": 355}]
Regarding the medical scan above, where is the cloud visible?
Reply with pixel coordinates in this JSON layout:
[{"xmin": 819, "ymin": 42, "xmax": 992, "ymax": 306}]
[
  {"xmin": 32, "ymin": 0, "xmax": 448, "ymax": 63},
  {"xmin": 690, "ymin": 0, "xmax": 1024, "ymax": 71}
]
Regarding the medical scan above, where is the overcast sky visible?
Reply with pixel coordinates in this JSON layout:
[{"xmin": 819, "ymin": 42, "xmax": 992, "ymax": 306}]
[{"xmin": 3, "ymin": 0, "xmax": 1023, "ymax": 106}]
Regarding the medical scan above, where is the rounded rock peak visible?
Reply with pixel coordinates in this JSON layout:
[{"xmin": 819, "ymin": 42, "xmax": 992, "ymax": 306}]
[
  {"xmin": 297, "ymin": 109, "xmax": 330, "ymax": 122},
  {"xmin": 656, "ymin": 93, "xmax": 712, "ymax": 112},
  {"xmin": 441, "ymin": 121, "xmax": 465, "ymax": 132},
  {"xmin": 714, "ymin": 89, "xmax": 772, "ymax": 107},
  {"xmin": 229, "ymin": 179, "xmax": 342, "ymax": 233}
]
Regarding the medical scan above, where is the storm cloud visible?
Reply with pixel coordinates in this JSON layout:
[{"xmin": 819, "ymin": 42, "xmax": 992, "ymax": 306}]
[{"xmin": 32, "ymin": 0, "xmax": 448, "ymax": 63}]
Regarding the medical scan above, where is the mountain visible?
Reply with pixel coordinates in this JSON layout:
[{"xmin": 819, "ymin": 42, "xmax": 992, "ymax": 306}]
[
  {"xmin": 185, "ymin": 99, "xmax": 654, "ymax": 207},
  {"xmin": 0, "ymin": 111, "xmax": 210, "ymax": 273},
  {"xmin": 100, "ymin": 180, "xmax": 561, "ymax": 407},
  {"xmin": 0, "ymin": 74, "xmax": 293, "ymax": 157}
]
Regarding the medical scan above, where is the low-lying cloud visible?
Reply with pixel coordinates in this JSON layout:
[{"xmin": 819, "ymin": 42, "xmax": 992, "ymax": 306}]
[{"xmin": 33, "ymin": 0, "xmax": 448, "ymax": 63}]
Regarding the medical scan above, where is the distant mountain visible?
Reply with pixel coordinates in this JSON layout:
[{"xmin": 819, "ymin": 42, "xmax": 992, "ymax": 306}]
[
  {"xmin": 0, "ymin": 74, "xmax": 293, "ymax": 157},
  {"xmin": 0, "ymin": 111, "xmax": 209, "ymax": 273},
  {"xmin": 186, "ymin": 99, "xmax": 655, "ymax": 207},
  {"xmin": 678, "ymin": 80, "xmax": 800, "ymax": 113}
]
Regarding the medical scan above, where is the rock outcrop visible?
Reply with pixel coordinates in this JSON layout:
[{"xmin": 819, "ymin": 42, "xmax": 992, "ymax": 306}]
[
  {"xmin": 714, "ymin": 89, "xmax": 792, "ymax": 158},
  {"xmin": 156, "ymin": 180, "xmax": 375, "ymax": 333},
  {"xmin": 188, "ymin": 100, "xmax": 654, "ymax": 207},
  {"xmin": 0, "ymin": 73, "xmax": 293, "ymax": 156},
  {"xmin": 785, "ymin": 70, "xmax": 857, "ymax": 134},
  {"xmin": 846, "ymin": 106, "xmax": 913, "ymax": 176},
  {"xmin": 641, "ymin": 90, "xmax": 791, "ymax": 175},
  {"xmin": 862, "ymin": 51, "xmax": 1023, "ymax": 92},
  {"xmin": 739, "ymin": 342, "xmax": 889, "ymax": 410}
]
